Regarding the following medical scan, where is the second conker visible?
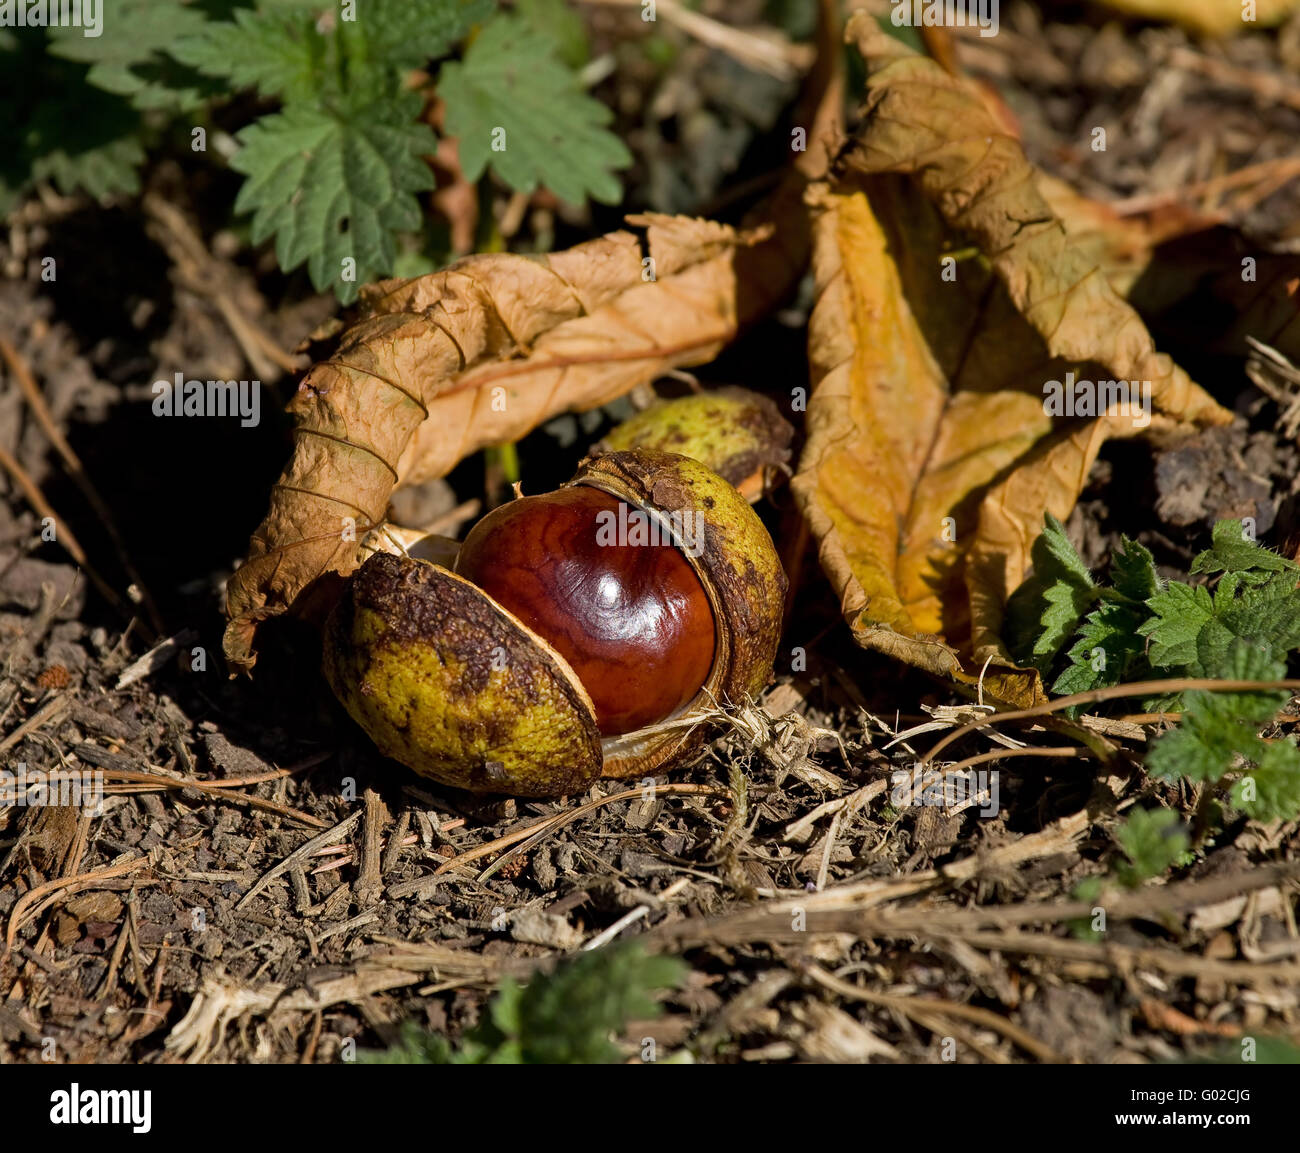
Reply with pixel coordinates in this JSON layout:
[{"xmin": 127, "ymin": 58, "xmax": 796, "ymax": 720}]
[{"xmin": 455, "ymin": 487, "xmax": 716, "ymax": 736}]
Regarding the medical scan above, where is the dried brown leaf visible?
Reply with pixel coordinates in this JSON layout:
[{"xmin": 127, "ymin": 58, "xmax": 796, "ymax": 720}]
[
  {"xmin": 1037, "ymin": 173, "xmax": 1223, "ymax": 299},
  {"xmin": 224, "ymin": 216, "xmax": 793, "ymax": 672},
  {"xmin": 791, "ymin": 15, "xmax": 1233, "ymax": 707}
]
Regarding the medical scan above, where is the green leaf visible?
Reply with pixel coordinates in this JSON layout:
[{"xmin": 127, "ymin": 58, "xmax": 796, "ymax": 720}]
[
  {"xmin": 1217, "ymin": 572, "xmax": 1300, "ymax": 658},
  {"xmin": 487, "ymin": 974, "xmax": 525, "ymax": 1039},
  {"xmin": 439, "ymin": 14, "xmax": 631, "ymax": 204},
  {"xmin": 358, "ymin": 1021, "xmax": 454, "ymax": 1063},
  {"xmin": 1191, "ymin": 518, "xmax": 1296, "ymax": 580},
  {"xmin": 515, "ymin": 0, "xmax": 590, "ymax": 68},
  {"xmin": 1051, "ymin": 599, "xmax": 1149, "ymax": 696},
  {"xmin": 1141, "ymin": 546, "xmax": 1300, "ymax": 682},
  {"xmin": 1003, "ymin": 513, "xmax": 1096, "ymax": 675},
  {"xmin": 467, "ymin": 943, "xmax": 685, "ymax": 1064},
  {"xmin": 350, "ymin": 0, "xmax": 495, "ymax": 71},
  {"xmin": 1145, "ymin": 701, "xmax": 1245, "ymax": 783},
  {"xmin": 1110, "ymin": 536, "xmax": 1158, "ymax": 603},
  {"xmin": 30, "ymin": 134, "xmax": 146, "ymax": 202},
  {"xmin": 0, "ymin": 36, "xmax": 144, "ymax": 210},
  {"xmin": 171, "ymin": 6, "xmax": 326, "ymax": 102},
  {"xmin": 1050, "ymin": 537, "xmax": 1157, "ymax": 696},
  {"xmin": 361, "ymin": 942, "xmax": 686, "ymax": 1064},
  {"xmin": 1113, "ymin": 807, "xmax": 1189, "ymax": 887},
  {"xmin": 1005, "ymin": 516, "xmax": 1300, "ymax": 824},
  {"xmin": 1146, "ymin": 640, "xmax": 1291, "ymax": 789},
  {"xmin": 47, "ymin": 0, "xmax": 215, "ymax": 110},
  {"xmin": 1233, "ymin": 741, "xmax": 1300, "ymax": 821},
  {"xmin": 1139, "ymin": 582, "xmax": 1214, "ymax": 672},
  {"xmin": 1181, "ymin": 1036, "xmax": 1300, "ymax": 1064},
  {"xmin": 174, "ymin": 0, "xmax": 492, "ymax": 104},
  {"xmin": 230, "ymin": 96, "xmax": 436, "ymax": 302}
]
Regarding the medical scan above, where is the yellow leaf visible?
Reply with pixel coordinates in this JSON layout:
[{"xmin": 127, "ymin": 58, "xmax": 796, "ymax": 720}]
[
  {"xmin": 1096, "ymin": 0, "xmax": 1300, "ymax": 37},
  {"xmin": 792, "ymin": 14, "xmax": 1233, "ymax": 707}
]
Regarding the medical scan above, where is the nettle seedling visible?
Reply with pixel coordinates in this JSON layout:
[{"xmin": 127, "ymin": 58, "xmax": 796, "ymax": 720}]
[
  {"xmin": 3, "ymin": 0, "xmax": 629, "ymax": 301},
  {"xmin": 1007, "ymin": 515, "xmax": 1300, "ymax": 835},
  {"xmin": 1072, "ymin": 805, "xmax": 1193, "ymax": 933},
  {"xmin": 359, "ymin": 941, "xmax": 686, "ymax": 1064}
]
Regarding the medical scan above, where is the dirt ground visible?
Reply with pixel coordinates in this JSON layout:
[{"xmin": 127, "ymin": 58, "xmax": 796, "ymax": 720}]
[{"xmin": 3, "ymin": 1, "xmax": 1300, "ymax": 1064}]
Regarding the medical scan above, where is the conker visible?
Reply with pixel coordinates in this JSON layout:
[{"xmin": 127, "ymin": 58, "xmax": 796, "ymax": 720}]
[
  {"xmin": 323, "ymin": 449, "xmax": 787, "ymax": 796},
  {"xmin": 455, "ymin": 487, "xmax": 716, "ymax": 736}
]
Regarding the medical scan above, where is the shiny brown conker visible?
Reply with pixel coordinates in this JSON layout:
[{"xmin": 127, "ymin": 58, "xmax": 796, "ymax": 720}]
[{"xmin": 455, "ymin": 486, "xmax": 716, "ymax": 736}]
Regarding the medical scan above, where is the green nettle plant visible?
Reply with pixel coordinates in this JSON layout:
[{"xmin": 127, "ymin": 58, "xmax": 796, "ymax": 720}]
[
  {"xmin": 0, "ymin": 0, "xmax": 630, "ymax": 301},
  {"xmin": 1007, "ymin": 516, "xmax": 1300, "ymax": 834},
  {"xmin": 360, "ymin": 943, "xmax": 687, "ymax": 1064},
  {"xmin": 1072, "ymin": 805, "xmax": 1193, "ymax": 929}
]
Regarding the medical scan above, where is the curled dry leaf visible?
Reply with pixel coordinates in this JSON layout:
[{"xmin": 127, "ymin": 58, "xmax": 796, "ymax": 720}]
[
  {"xmin": 224, "ymin": 214, "xmax": 801, "ymax": 672},
  {"xmin": 791, "ymin": 14, "xmax": 1233, "ymax": 708}
]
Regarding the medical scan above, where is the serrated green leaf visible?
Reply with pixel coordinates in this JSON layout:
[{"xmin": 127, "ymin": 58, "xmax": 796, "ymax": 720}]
[
  {"xmin": 359, "ymin": 942, "xmax": 686, "ymax": 1065},
  {"xmin": 357, "ymin": 1021, "xmax": 454, "ymax": 1063},
  {"xmin": 1110, "ymin": 536, "xmax": 1158, "ymax": 603},
  {"xmin": 31, "ymin": 133, "xmax": 145, "ymax": 201},
  {"xmin": 1113, "ymin": 807, "xmax": 1189, "ymax": 886},
  {"xmin": 1003, "ymin": 513, "xmax": 1096, "ymax": 675},
  {"xmin": 1008, "ymin": 515, "xmax": 1300, "ymax": 823},
  {"xmin": 1146, "ymin": 640, "xmax": 1290, "ymax": 785},
  {"xmin": 47, "ymin": 0, "xmax": 215, "ymax": 110},
  {"xmin": 0, "ymin": 36, "xmax": 144, "ymax": 210},
  {"xmin": 1050, "ymin": 537, "xmax": 1157, "ymax": 697},
  {"xmin": 1191, "ymin": 518, "xmax": 1296, "ymax": 579},
  {"xmin": 350, "ymin": 0, "xmax": 495, "ymax": 70},
  {"xmin": 1233, "ymin": 741, "xmax": 1300, "ymax": 821},
  {"xmin": 230, "ymin": 96, "xmax": 435, "ymax": 302},
  {"xmin": 1189, "ymin": 614, "xmax": 1245, "ymax": 681},
  {"xmin": 1142, "ymin": 555, "xmax": 1300, "ymax": 683},
  {"xmin": 1139, "ymin": 582, "xmax": 1214, "ymax": 671},
  {"xmin": 440, "ymin": 13, "xmax": 630, "ymax": 204},
  {"xmin": 1217, "ymin": 573, "xmax": 1300, "ymax": 657},
  {"xmin": 171, "ymin": 6, "xmax": 325, "ymax": 102},
  {"xmin": 1051, "ymin": 599, "xmax": 1148, "ymax": 696},
  {"xmin": 1145, "ymin": 703, "xmax": 1245, "ymax": 783},
  {"xmin": 173, "ymin": 0, "xmax": 491, "ymax": 104},
  {"xmin": 483, "ymin": 943, "xmax": 684, "ymax": 1064},
  {"xmin": 1206, "ymin": 631, "xmax": 1284, "ymax": 697},
  {"xmin": 467, "ymin": 942, "xmax": 685, "ymax": 1063}
]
